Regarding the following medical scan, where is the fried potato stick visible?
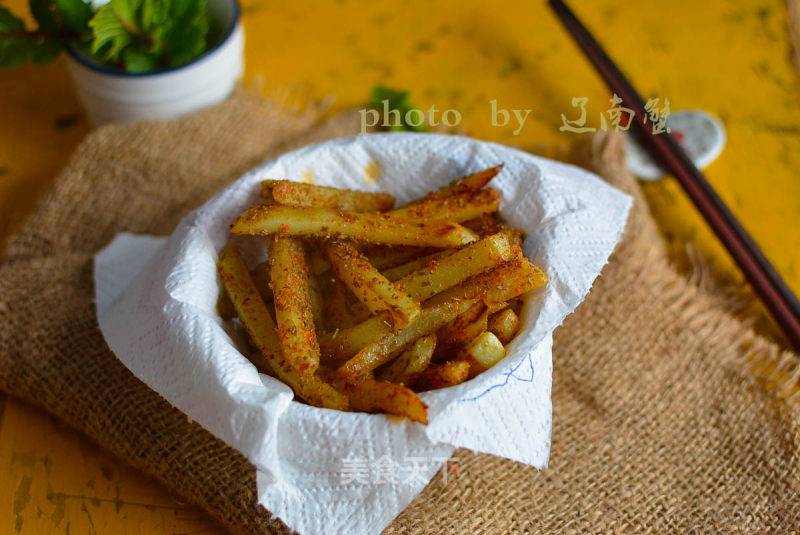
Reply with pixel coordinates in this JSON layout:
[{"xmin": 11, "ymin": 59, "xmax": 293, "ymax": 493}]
[
  {"xmin": 324, "ymin": 240, "xmax": 420, "ymax": 328},
  {"xmin": 408, "ymin": 164, "xmax": 503, "ymax": 205},
  {"xmin": 231, "ymin": 205, "xmax": 477, "ymax": 248},
  {"xmin": 217, "ymin": 245, "xmax": 347, "ymax": 410},
  {"xmin": 335, "ymin": 299, "xmax": 477, "ymax": 376},
  {"xmin": 268, "ymin": 180, "xmax": 395, "ymax": 212}
]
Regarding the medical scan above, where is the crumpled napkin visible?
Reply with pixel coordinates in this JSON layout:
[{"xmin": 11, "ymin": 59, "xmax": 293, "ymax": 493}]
[{"xmin": 94, "ymin": 133, "xmax": 631, "ymax": 535}]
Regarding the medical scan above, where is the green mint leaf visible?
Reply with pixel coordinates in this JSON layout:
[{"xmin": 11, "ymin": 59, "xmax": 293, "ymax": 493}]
[
  {"xmin": 32, "ymin": 36, "xmax": 63, "ymax": 63},
  {"xmin": 139, "ymin": 0, "xmax": 169, "ymax": 34},
  {"xmin": 123, "ymin": 43, "xmax": 157, "ymax": 72},
  {"xmin": 0, "ymin": 7, "xmax": 35, "ymax": 68},
  {"xmin": 164, "ymin": 0, "xmax": 207, "ymax": 67},
  {"xmin": 29, "ymin": 0, "xmax": 59, "ymax": 31},
  {"xmin": 0, "ymin": 38, "xmax": 37, "ymax": 67},
  {"xmin": 55, "ymin": 0, "xmax": 95, "ymax": 34},
  {"xmin": 88, "ymin": 0, "xmax": 208, "ymax": 71},
  {"xmin": 89, "ymin": 0, "xmax": 134, "ymax": 62},
  {"xmin": 367, "ymin": 85, "xmax": 427, "ymax": 132},
  {"xmin": 0, "ymin": 6, "xmax": 27, "ymax": 32}
]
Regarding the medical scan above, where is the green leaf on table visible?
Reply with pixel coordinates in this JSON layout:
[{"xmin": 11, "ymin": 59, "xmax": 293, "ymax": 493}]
[
  {"xmin": 54, "ymin": 0, "xmax": 95, "ymax": 34},
  {"xmin": 367, "ymin": 85, "xmax": 427, "ymax": 132}
]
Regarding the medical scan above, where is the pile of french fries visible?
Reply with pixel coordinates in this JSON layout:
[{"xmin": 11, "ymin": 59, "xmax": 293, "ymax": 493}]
[{"xmin": 217, "ymin": 164, "xmax": 547, "ymax": 424}]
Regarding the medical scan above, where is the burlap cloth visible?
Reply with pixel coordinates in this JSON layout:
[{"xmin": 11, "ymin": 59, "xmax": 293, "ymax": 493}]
[{"xmin": 2, "ymin": 92, "xmax": 799, "ymax": 534}]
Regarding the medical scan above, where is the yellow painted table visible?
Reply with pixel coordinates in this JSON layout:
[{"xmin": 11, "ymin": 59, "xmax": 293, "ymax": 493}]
[{"xmin": 2, "ymin": 0, "xmax": 799, "ymax": 532}]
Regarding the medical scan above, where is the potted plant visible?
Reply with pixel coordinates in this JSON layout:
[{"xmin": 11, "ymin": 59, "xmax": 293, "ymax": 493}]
[{"xmin": 0, "ymin": 0, "xmax": 243, "ymax": 124}]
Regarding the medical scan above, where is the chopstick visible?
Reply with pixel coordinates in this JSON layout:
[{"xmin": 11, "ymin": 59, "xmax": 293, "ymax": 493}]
[{"xmin": 548, "ymin": 0, "xmax": 800, "ymax": 352}]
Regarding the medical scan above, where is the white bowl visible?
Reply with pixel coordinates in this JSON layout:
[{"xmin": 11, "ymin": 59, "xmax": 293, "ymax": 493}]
[{"xmin": 67, "ymin": 0, "xmax": 244, "ymax": 125}]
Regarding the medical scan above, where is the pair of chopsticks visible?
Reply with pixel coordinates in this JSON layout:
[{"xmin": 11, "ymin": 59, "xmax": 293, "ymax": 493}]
[{"xmin": 548, "ymin": 0, "xmax": 800, "ymax": 352}]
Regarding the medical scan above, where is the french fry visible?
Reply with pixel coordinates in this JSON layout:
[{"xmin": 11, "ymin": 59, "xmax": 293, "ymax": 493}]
[
  {"xmin": 326, "ymin": 372, "xmax": 428, "ymax": 424},
  {"xmin": 231, "ymin": 205, "xmax": 477, "ymax": 248},
  {"xmin": 426, "ymin": 255, "xmax": 548, "ymax": 308},
  {"xmin": 217, "ymin": 245, "xmax": 347, "ymax": 409},
  {"xmin": 250, "ymin": 261, "xmax": 274, "ymax": 303},
  {"xmin": 463, "ymin": 217, "xmax": 525, "ymax": 246},
  {"xmin": 323, "ymin": 278, "xmax": 362, "ymax": 330},
  {"xmin": 396, "ymin": 232, "xmax": 514, "ymax": 302},
  {"xmin": 488, "ymin": 308, "xmax": 520, "ymax": 345},
  {"xmin": 268, "ymin": 237, "xmax": 321, "ymax": 374},
  {"xmin": 376, "ymin": 334, "xmax": 435, "ymax": 384},
  {"xmin": 387, "ymin": 189, "xmax": 500, "ymax": 223},
  {"xmin": 412, "ymin": 361, "xmax": 470, "ymax": 392},
  {"xmin": 362, "ymin": 244, "xmax": 436, "ymax": 270},
  {"xmin": 509, "ymin": 297, "xmax": 524, "ymax": 316},
  {"xmin": 260, "ymin": 180, "xmax": 276, "ymax": 205},
  {"xmin": 216, "ymin": 291, "xmax": 238, "ymax": 320},
  {"xmin": 335, "ymin": 299, "xmax": 477, "ymax": 376},
  {"xmin": 381, "ymin": 249, "xmax": 457, "ymax": 281},
  {"xmin": 409, "ymin": 164, "xmax": 503, "ymax": 205},
  {"xmin": 319, "ymin": 312, "xmax": 393, "ymax": 363},
  {"xmin": 319, "ymin": 235, "xmax": 512, "ymax": 362},
  {"xmin": 456, "ymin": 331, "xmax": 506, "ymax": 378},
  {"xmin": 306, "ymin": 270, "xmax": 326, "ymax": 333},
  {"xmin": 433, "ymin": 301, "xmax": 488, "ymax": 361},
  {"xmin": 323, "ymin": 240, "xmax": 421, "ymax": 328},
  {"xmin": 268, "ymin": 180, "xmax": 395, "ymax": 212}
]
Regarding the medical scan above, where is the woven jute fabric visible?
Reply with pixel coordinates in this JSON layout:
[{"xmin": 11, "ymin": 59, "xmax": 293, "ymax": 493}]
[{"xmin": 1, "ymin": 92, "xmax": 799, "ymax": 534}]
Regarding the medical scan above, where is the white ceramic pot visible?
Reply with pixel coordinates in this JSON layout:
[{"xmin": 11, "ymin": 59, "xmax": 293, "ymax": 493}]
[{"xmin": 67, "ymin": 0, "xmax": 244, "ymax": 125}]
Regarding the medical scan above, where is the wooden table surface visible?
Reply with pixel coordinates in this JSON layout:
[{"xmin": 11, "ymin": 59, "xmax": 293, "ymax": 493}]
[{"xmin": 2, "ymin": 0, "xmax": 799, "ymax": 533}]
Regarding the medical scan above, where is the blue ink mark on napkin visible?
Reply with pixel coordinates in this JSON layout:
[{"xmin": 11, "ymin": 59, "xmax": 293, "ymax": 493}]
[{"xmin": 458, "ymin": 353, "xmax": 535, "ymax": 402}]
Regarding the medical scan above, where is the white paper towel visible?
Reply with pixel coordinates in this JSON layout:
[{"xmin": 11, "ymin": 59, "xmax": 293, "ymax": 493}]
[{"xmin": 94, "ymin": 133, "xmax": 631, "ymax": 535}]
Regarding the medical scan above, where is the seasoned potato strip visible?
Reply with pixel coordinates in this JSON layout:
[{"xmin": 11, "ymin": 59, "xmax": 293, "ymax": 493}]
[
  {"xmin": 217, "ymin": 245, "xmax": 347, "ymax": 409},
  {"xmin": 336, "ymin": 299, "xmax": 477, "ymax": 376},
  {"xmin": 319, "ymin": 235, "xmax": 512, "ymax": 363},
  {"xmin": 433, "ymin": 302, "xmax": 488, "ymax": 361},
  {"xmin": 323, "ymin": 278, "xmax": 362, "ymax": 330},
  {"xmin": 457, "ymin": 331, "xmax": 506, "ymax": 378},
  {"xmin": 388, "ymin": 189, "xmax": 500, "ymax": 223},
  {"xmin": 216, "ymin": 291, "xmax": 238, "ymax": 320},
  {"xmin": 426, "ymin": 256, "xmax": 548, "ymax": 307},
  {"xmin": 396, "ymin": 233, "xmax": 514, "ymax": 302},
  {"xmin": 464, "ymin": 218, "xmax": 525, "ymax": 246},
  {"xmin": 231, "ymin": 205, "xmax": 477, "ymax": 248},
  {"xmin": 269, "ymin": 180, "xmax": 395, "ymax": 212},
  {"xmin": 306, "ymin": 272, "xmax": 325, "ymax": 333},
  {"xmin": 319, "ymin": 313, "xmax": 393, "ymax": 363},
  {"xmin": 412, "ymin": 361, "xmax": 470, "ymax": 392},
  {"xmin": 409, "ymin": 164, "xmax": 503, "ymax": 205},
  {"xmin": 488, "ymin": 308, "xmax": 520, "ymax": 345},
  {"xmin": 381, "ymin": 249, "xmax": 456, "ymax": 281},
  {"xmin": 260, "ymin": 180, "xmax": 276, "ymax": 205},
  {"xmin": 362, "ymin": 245, "xmax": 436, "ymax": 270},
  {"xmin": 250, "ymin": 261, "xmax": 274, "ymax": 302},
  {"xmin": 377, "ymin": 334, "xmax": 435, "ymax": 384},
  {"xmin": 329, "ymin": 373, "xmax": 428, "ymax": 424},
  {"xmin": 324, "ymin": 241, "xmax": 421, "ymax": 328},
  {"xmin": 268, "ymin": 237, "xmax": 321, "ymax": 374}
]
